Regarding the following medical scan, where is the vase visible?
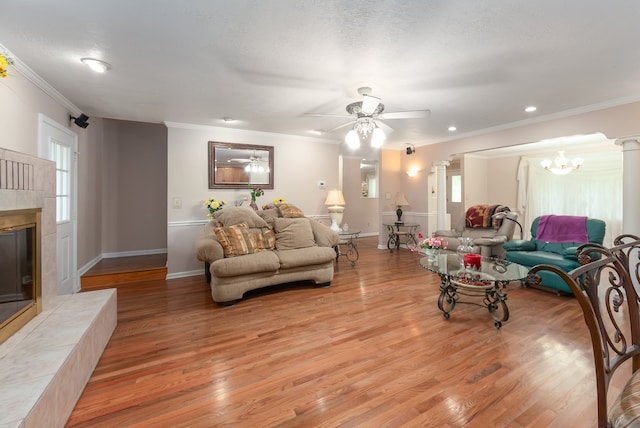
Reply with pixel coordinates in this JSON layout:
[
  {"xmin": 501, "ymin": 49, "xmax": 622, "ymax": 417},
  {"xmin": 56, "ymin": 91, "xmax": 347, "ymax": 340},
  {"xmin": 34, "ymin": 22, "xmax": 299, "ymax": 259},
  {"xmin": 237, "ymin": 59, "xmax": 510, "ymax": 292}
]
[
  {"xmin": 249, "ymin": 200, "xmax": 258, "ymax": 211},
  {"xmin": 456, "ymin": 237, "xmax": 474, "ymax": 264},
  {"xmin": 424, "ymin": 248, "xmax": 439, "ymax": 261}
]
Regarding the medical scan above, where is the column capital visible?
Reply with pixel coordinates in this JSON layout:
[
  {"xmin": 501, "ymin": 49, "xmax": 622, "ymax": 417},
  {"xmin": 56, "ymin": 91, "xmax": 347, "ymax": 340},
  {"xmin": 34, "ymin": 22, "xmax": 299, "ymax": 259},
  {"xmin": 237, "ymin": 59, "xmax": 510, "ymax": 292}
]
[
  {"xmin": 615, "ymin": 135, "xmax": 640, "ymax": 149},
  {"xmin": 432, "ymin": 160, "xmax": 450, "ymax": 168}
]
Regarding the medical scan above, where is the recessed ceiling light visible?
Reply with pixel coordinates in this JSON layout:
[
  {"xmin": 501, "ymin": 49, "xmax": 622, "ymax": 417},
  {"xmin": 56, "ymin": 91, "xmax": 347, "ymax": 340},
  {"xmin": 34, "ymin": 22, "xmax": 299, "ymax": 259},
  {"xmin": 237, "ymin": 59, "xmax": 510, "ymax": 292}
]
[
  {"xmin": 310, "ymin": 129, "xmax": 324, "ymax": 135},
  {"xmin": 448, "ymin": 126, "xmax": 457, "ymax": 132},
  {"xmin": 525, "ymin": 106, "xmax": 537, "ymax": 113},
  {"xmin": 222, "ymin": 117, "xmax": 236, "ymax": 123},
  {"xmin": 80, "ymin": 58, "xmax": 111, "ymax": 73}
]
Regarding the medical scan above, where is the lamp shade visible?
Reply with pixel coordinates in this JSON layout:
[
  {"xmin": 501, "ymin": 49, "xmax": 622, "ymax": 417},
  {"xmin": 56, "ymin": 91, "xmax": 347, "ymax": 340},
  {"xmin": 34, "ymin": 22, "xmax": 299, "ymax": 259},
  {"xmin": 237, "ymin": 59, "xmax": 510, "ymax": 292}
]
[
  {"xmin": 393, "ymin": 192, "xmax": 409, "ymax": 206},
  {"xmin": 345, "ymin": 129, "xmax": 360, "ymax": 149},
  {"xmin": 325, "ymin": 189, "xmax": 346, "ymax": 206}
]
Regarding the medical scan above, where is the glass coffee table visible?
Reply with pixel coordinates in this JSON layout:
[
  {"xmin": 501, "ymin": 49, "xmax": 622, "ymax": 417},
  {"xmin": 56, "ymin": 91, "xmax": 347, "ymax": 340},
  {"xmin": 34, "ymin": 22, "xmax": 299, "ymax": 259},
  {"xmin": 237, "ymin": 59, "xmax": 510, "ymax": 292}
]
[{"xmin": 420, "ymin": 253, "xmax": 529, "ymax": 328}]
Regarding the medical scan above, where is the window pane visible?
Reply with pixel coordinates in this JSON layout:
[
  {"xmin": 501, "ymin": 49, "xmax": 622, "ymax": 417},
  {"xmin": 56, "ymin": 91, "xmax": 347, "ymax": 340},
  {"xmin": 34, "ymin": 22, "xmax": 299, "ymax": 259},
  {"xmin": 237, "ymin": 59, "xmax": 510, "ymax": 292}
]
[{"xmin": 451, "ymin": 175, "xmax": 462, "ymax": 203}]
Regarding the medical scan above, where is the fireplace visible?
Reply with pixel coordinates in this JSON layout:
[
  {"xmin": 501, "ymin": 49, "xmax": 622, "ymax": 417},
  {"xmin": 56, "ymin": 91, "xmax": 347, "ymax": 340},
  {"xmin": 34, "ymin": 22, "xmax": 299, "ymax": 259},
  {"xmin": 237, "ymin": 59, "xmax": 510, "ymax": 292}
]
[{"xmin": 0, "ymin": 208, "xmax": 41, "ymax": 345}]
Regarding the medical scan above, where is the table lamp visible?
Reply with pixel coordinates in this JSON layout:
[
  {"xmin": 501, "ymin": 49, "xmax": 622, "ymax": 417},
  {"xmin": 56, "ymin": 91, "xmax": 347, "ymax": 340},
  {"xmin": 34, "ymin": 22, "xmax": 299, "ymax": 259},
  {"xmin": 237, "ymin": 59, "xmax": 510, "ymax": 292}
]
[
  {"xmin": 325, "ymin": 189, "xmax": 346, "ymax": 232},
  {"xmin": 393, "ymin": 192, "xmax": 409, "ymax": 224}
]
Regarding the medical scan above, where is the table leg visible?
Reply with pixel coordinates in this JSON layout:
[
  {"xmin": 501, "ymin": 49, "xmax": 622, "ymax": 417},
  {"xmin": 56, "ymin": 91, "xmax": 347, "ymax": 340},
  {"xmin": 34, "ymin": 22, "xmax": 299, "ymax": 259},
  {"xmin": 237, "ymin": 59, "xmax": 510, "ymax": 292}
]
[
  {"xmin": 483, "ymin": 281, "xmax": 509, "ymax": 329},
  {"xmin": 437, "ymin": 274, "xmax": 457, "ymax": 319}
]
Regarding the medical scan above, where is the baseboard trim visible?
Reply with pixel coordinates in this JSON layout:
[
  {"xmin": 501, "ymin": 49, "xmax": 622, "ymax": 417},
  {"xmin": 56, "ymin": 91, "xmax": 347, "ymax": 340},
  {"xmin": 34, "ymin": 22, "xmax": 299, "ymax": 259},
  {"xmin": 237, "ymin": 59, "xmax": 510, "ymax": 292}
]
[{"xmin": 166, "ymin": 270, "xmax": 203, "ymax": 280}]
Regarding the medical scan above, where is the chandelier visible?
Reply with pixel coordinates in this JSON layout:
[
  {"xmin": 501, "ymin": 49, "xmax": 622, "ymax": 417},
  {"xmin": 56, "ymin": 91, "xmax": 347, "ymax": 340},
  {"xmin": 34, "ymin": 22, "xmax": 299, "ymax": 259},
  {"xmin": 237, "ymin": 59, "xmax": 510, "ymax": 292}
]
[
  {"xmin": 345, "ymin": 118, "xmax": 386, "ymax": 150},
  {"xmin": 244, "ymin": 160, "xmax": 268, "ymax": 173},
  {"xmin": 540, "ymin": 151, "xmax": 584, "ymax": 175}
]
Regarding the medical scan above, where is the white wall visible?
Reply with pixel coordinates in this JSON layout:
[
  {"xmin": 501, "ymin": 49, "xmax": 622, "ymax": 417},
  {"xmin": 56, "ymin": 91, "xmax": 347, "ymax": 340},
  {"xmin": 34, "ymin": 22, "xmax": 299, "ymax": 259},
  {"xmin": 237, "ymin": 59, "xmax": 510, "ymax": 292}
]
[{"xmin": 166, "ymin": 123, "xmax": 340, "ymax": 276}]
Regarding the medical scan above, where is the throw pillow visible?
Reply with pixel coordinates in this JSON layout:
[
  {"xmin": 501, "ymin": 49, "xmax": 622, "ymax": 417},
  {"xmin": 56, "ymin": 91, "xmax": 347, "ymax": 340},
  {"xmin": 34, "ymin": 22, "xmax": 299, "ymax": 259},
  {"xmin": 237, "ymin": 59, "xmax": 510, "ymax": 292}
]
[
  {"xmin": 214, "ymin": 207, "xmax": 269, "ymax": 228},
  {"xmin": 247, "ymin": 228, "xmax": 276, "ymax": 251},
  {"xmin": 273, "ymin": 217, "xmax": 316, "ymax": 250},
  {"xmin": 257, "ymin": 208, "xmax": 280, "ymax": 229},
  {"xmin": 277, "ymin": 203, "xmax": 305, "ymax": 218},
  {"xmin": 214, "ymin": 223, "xmax": 255, "ymax": 257}
]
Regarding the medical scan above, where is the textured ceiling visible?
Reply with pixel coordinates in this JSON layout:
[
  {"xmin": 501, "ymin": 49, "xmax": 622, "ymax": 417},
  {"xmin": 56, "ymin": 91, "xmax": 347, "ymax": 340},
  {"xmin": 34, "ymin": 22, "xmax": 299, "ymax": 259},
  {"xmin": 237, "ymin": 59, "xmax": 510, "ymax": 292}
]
[{"xmin": 1, "ymin": 1, "xmax": 640, "ymax": 150}]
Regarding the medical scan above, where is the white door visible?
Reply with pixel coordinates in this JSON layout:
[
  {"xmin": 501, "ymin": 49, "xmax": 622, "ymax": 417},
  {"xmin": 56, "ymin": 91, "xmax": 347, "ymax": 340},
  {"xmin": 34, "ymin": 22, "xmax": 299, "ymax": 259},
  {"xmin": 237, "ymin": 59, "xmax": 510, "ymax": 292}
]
[{"xmin": 38, "ymin": 114, "xmax": 78, "ymax": 294}]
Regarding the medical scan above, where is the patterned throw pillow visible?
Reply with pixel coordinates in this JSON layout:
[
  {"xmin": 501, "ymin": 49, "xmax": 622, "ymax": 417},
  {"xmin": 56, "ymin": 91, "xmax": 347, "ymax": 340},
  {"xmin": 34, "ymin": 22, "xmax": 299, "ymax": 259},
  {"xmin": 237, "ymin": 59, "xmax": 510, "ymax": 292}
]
[
  {"xmin": 247, "ymin": 228, "xmax": 276, "ymax": 251},
  {"xmin": 277, "ymin": 203, "xmax": 305, "ymax": 218},
  {"xmin": 214, "ymin": 223, "xmax": 253, "ymax": 257},
  {"xmin": 214, "ymin": 223, "xmax": 276, "ymax": 257}
]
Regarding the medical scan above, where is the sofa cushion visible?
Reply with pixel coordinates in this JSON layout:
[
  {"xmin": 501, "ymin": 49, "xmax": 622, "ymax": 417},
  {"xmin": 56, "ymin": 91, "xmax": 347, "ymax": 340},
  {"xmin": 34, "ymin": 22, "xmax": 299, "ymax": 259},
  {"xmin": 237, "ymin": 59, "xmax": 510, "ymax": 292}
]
[
  {"xmin": 213, "ymin": 206, "xmax": 269, "ymax": 228},
  {"xmin": 275, "ymin": 246, "xmax": 336, "ymax": 269},
  {"xmin": 278, "ymin": 203, "xmax": 305, "ymax": 218},
  {"xmin": 257, "ymin": 208, "xmax": 280, "ymax": 229},
  {"xmin": 210, "ymin": 251, "xmax": 280, "ymax": 277},
  {"xmin": 274, "ymin": 217, "xmax": 316, "ymax": 250}
]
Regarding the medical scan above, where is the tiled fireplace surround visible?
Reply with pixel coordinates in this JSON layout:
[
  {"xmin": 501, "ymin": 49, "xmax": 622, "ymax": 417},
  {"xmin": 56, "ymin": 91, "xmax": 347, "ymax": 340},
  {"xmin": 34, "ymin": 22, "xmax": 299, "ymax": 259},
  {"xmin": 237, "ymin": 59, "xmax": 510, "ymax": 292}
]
[{"xmin": 0, "ymin": 148, "xmax": 116, "ymax": 428}]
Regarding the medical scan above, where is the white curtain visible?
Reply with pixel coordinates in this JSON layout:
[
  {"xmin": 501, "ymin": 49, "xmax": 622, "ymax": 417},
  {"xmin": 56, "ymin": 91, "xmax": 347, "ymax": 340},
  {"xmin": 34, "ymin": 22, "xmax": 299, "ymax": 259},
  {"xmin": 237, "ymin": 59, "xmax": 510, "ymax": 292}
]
[{"xmin": 523, "ymin": 151, "xmax": 622, "ymax": 247}]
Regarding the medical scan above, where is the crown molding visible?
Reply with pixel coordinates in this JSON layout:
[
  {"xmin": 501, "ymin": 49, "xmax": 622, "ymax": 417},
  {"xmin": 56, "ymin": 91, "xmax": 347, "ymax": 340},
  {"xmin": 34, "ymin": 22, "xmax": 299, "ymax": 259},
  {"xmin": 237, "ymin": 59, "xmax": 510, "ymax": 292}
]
[{"xmin": 1, "ymin": 43, "xmax": 82, "ymax": 116}]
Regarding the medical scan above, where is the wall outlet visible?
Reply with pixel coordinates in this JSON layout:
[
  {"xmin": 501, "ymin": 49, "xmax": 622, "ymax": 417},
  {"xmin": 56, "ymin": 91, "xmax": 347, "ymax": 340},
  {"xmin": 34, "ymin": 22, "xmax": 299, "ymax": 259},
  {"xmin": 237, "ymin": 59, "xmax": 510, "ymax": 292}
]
[{"xmin": 172, "ymin": 197, "xmax": 182, "ymax": 209}]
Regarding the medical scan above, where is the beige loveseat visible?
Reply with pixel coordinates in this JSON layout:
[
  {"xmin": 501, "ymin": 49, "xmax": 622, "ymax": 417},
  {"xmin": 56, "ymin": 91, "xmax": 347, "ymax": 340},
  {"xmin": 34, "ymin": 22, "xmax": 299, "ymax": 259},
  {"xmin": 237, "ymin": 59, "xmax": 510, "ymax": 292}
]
[{"xmin": 194, "ymin": 206, "xmax": 339, "ymax": 305}]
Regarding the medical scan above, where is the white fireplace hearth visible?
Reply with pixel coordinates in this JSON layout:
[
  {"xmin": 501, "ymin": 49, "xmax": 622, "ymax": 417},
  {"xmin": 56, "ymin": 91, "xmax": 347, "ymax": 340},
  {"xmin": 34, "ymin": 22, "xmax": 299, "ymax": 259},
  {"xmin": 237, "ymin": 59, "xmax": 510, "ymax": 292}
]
[{"xmin": 0, "ymin": 147, "xmax": 116, "ymax": 427}]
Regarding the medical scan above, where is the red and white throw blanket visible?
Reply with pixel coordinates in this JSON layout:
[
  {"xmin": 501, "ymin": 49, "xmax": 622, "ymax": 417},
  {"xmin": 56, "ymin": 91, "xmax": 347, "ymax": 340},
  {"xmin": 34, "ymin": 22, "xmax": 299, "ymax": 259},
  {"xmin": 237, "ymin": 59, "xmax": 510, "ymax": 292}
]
[{"xmin": 465, "ymin": 204, "xmax": 510, "ymax": 229}]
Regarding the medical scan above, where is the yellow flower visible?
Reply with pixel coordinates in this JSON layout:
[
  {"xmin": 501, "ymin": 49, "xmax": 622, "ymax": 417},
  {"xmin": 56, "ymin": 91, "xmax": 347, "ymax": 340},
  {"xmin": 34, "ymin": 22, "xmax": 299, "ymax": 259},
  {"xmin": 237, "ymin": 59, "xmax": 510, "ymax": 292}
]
[
  {"xmin": 204, "ymin": 196, "xmax": 226, "ymax": 218},
  {"xmin": 0, "ymin": 53, "xmax": 13, "ymax": 78}
]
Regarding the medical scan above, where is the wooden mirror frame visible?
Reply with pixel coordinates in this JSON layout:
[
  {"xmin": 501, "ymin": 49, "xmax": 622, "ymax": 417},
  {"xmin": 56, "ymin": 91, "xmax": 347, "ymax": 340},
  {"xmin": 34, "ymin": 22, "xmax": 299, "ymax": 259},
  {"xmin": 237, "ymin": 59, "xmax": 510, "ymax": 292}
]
[{"xmin": 208, "ymin": 141, "xmax": 274, "ymax": 189}]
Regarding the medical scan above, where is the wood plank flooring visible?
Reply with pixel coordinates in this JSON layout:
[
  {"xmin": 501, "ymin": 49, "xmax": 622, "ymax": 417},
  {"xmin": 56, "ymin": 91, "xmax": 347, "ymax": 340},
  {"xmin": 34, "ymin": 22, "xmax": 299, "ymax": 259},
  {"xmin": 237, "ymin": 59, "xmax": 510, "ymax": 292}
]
[
  {"xmin": 81, "ymin": 254, "xmax": 167, "ymax": 289},
  {"xmin": 66, "ymin": 237, "xmax": 615, "ymax": 427}
]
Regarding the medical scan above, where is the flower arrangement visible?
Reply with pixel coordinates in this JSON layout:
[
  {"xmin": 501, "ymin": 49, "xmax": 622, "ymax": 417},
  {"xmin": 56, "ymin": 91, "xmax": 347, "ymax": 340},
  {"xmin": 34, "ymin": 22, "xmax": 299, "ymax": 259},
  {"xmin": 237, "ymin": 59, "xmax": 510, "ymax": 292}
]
[
  {"xmin": 262, "ymin": 197, "xmax": 286, "ymax": 210},
  {"xmin": 412, "ymin": 233, "xmax": 448, "ymax": 252},
  {"xmin": 204, "ymin": 196, "xmax": 226, "ymax": 218},
  {"xmin": 0, "ymin": 52, "xmax": 14, "ymax": 78},
  {"xmin": 249, "ymin": 184, "xmax": 264, "ymax": 202}
]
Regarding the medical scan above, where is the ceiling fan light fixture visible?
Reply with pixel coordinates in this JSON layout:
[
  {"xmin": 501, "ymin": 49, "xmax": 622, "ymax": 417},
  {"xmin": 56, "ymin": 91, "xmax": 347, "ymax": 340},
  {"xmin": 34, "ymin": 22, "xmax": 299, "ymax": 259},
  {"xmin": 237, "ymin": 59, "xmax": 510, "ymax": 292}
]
[
  {"xmin": 345, "ymin": 129, "xmax": 360, "ymax": 149},
  {"xmin": 371, "ymin": 127, "xmax": 386, "ymax": 148}
]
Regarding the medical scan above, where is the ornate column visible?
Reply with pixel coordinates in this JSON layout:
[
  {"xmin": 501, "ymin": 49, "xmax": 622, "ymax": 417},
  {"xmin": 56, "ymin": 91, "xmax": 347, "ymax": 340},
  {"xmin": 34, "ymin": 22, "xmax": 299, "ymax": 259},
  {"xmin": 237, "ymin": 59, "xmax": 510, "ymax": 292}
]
[
  {"xmin": 615, "ymin": 136, "xmax": 640, "ymax": 236},
  {"xmin": 433, "ymin": 161, "xmax": 450, "ymax": 230}
]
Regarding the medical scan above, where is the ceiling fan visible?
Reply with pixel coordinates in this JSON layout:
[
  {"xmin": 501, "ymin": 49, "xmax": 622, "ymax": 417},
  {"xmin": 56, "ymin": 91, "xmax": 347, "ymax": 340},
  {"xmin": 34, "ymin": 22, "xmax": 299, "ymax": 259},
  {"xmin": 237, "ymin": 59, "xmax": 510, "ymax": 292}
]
[{"xmin": 305, "ymin": 87, "xmax": 431, "ymax": 147}]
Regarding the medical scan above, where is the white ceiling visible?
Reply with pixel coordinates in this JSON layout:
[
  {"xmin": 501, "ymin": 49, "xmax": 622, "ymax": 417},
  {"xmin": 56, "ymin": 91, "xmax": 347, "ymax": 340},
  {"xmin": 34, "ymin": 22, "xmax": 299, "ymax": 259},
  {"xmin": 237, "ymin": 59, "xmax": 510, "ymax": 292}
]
[{"xmin": 2, "ymin": 1, "xmax": 640, "ymax": 150}]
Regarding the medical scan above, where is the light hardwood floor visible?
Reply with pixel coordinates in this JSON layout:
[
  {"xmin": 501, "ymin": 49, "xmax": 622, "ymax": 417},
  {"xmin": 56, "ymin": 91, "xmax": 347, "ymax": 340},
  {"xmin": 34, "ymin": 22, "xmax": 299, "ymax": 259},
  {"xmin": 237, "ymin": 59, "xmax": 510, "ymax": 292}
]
[{"xmin": 67, "ymin": 237, "xmax": 610, "ymax": 427}]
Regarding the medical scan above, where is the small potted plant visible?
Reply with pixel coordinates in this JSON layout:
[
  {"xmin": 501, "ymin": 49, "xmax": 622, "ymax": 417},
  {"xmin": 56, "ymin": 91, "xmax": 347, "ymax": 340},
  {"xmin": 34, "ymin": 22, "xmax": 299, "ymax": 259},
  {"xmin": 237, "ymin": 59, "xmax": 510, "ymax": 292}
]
[{"xmin": 412, "ymin": 233, "xmax": 447, "ymax": 260}]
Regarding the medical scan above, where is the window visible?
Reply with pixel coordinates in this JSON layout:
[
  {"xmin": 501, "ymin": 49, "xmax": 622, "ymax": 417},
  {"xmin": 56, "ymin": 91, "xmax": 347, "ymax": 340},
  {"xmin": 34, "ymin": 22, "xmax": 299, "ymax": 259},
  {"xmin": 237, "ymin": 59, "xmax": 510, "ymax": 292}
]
[
  {"xmin": 52, "ymin": 141, "xmax": 71, "ymax": 223},
  {"xmin": 451, "ymin": 175, "xmax": 461, "ymax": 203}
]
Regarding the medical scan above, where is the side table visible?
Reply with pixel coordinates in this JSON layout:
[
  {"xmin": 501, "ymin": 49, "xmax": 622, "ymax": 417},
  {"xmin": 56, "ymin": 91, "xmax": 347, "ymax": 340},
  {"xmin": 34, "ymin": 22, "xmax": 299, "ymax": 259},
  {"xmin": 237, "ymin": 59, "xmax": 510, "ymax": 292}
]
[
  {"xmin": 335, "ymin": 230, "xmax": 360, "ymax": 266},
  {"xmin": 384, "ymin": 223, "xmax": 419, "ymax": 252}
]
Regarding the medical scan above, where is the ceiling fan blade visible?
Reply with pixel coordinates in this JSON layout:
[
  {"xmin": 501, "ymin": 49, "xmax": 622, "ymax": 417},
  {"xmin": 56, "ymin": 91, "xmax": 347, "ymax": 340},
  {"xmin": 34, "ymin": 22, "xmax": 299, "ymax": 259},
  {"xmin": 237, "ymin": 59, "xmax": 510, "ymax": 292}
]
[
  {"xmin": 361, "ymin": 95, "xmax": 382, "ymax": 115},
  {"xmin": 327, "ymin": 120, "xmax": 356, "ymax": 133},
  {"xmin": 375, "ymin": 120, "xmax": 394, "ymax": 134},
  {"xmin": 379, "ymin": 109, "xmax": 431, "ymax": 120},
  {"xmin": 304, "ymin": 112, "xmax": 353, "ymax": 119}
]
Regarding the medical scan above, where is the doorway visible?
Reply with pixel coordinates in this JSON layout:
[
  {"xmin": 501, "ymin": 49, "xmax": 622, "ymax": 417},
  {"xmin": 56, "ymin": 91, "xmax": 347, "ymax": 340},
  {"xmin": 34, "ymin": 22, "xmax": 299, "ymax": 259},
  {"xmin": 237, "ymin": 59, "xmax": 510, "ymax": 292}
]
[
  {"xmin": 446, "ymin": 159, "xmax": 463, "ymax": 227},
  {"xmin": 38, "ymin": 114, "xmax": 78, "ymax": 294}
]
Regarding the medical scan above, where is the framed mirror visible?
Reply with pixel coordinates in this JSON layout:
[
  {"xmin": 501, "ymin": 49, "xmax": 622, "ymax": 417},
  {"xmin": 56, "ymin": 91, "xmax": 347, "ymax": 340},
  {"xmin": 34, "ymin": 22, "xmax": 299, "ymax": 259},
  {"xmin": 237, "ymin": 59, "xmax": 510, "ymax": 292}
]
[
  {"xmin": 208, "ymin": 142, "xmax": 274, "ymax": 189},
  {"xmin": 360, "ymin": 159, "xmax": 378, "ymax": 198}
]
